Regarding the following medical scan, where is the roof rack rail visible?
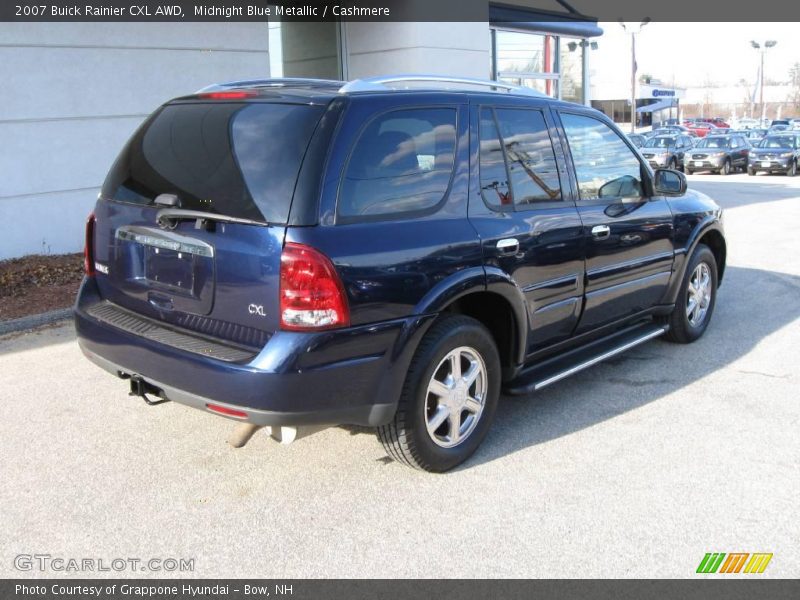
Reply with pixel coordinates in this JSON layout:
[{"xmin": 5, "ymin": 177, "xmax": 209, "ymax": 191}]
[
  {"xmin": 195, "ymin": 78, "xmax": 345, "ymax": 93},
  {"xmin": 338, "ymin": 74, "xmax": 547, "ymax": 97}
]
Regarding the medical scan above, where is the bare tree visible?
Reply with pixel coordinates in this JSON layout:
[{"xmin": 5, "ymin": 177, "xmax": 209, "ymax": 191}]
[{"xmin": 790, "ymin": 63, "xmax": 800, "ymax": 109}]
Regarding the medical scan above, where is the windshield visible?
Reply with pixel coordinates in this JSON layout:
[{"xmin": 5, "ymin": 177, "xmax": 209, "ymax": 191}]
[
  {"xmin": 759, "ymin": 136, "xmax": 796, "ymax": 149},
  {"xmin": 644, "ymin": 137, "xmax": 676, "ymax": 148},
  {"xmin": 697, "ymin": 137, "xmax": 731, "ymax": 148},
  {"xmin": 101, "ymin": 101, "xmax": 326, "ymax": 223}
]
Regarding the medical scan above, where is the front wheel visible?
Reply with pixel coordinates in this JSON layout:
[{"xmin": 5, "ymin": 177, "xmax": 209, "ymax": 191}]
[
  {"xmin": 720, "ymin": 159, "xmax": 731, "ymax": 175},
  {"xmin": 668, "ymin": 157, "xmax": 677, "ymax": 170},
  {"xmin": 660, "ymin": 244, "xmax": 718, "ymax": 344},
  {"xmin": 787, "ymin": 160, "xmax": 797, "ymax": 177},
  {"xmin": 685, "ymin": 169, "xmax": 694, "ymax": 175},
  {"xmin": 748, "ymin": 167, "xmax": 756, "ymax": 176},
  {"xmin": 377, "ymin": 315, "xmax": 501, "ymax": 472}
]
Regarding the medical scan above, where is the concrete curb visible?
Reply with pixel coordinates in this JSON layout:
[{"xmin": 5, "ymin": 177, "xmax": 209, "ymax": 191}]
[{"xmin": 0, "ymin": 308, "xmax": 73, "ymax": 336}]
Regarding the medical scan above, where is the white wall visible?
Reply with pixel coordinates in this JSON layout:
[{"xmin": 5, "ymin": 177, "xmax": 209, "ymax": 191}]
[
  {"xmin": 345, "ymin": 22, "xmax": 490, "ymax": 80},
  {"xmin": 0, "ymin": 23, "xmax": 270, "ymax": 259}
]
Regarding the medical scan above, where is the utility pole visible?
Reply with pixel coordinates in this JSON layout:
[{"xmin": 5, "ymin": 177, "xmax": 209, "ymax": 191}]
[
  {"xmin": 751, "ymin": 40, "xmax": 777, "ymax": 123},
  {"xmin": 620, "ymin": 19, "xmax": 650, "ymax": 133}
]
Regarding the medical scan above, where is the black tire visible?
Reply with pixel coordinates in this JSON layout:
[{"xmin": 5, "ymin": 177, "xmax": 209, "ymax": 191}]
[
  {"xmin": 685, "ymin": 169, "xmax": 694, "ymax": 175},
  {"xmin": 787, "ymin": 160, "xmax": 797, "ymax": 177},
  {"xmin": 660, "ymin": 244, "xmax": 718, "ymax": 344},
  {"xmin": 748, "ymin": 167, "xmax": 756, "ymax": 176},
  {"xmin": 377, "ymin": 315, "xmax": 501, "ymax": 472},
  {"xmin": 668, "ymin": 157, "xmax": 677, "ymax": 170},
  {"xmin": 720, "ymin": 159, "xmax": 731, "ymax": 175}
]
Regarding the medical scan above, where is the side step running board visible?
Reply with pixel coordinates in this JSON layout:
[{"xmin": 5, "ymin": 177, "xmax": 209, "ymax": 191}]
[{"xmin": 505, "ymin": 322, "xmax": 669, "ymax": 396}]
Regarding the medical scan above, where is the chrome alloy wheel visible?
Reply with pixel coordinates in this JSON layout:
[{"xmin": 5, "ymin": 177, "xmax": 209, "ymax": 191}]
[
  {"xmin": 686, "ymin": 262, "xmax": 712, "ymax": 327},
  {"xmin": 424, "ymin": 346, "xmax": 487, "ymax": 448}
]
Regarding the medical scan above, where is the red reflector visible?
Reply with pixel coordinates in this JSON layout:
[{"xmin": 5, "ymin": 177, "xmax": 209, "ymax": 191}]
[
  {"xmin": 280, "ymin": 242, "xmax": 350, "ymax": 331},
  {"xmin": 84, "ymin": 212, "xmax": 96, "ymax": 277},
  {"xmin": 205, "ymin": 404, "xmax": 249, "ymax": 419},
  {"xmin": 198, "ymin": 90, "xmax": 257, "ymax": 100}
]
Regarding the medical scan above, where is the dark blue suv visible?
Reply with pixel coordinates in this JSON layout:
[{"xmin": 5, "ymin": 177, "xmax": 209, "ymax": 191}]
[{"xmin": 75, "ymin": 76, "xmax": 726, "ymax": 471}]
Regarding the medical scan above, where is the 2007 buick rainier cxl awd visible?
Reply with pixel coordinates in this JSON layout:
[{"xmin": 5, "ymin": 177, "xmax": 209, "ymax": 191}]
[{"xmin": 76, "ymin": 75, "xmax": 726, "ymax": 472}]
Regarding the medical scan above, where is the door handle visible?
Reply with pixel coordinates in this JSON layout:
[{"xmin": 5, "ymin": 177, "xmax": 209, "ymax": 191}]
[
  {"xmin": 591, "ymin": 225, "xmax": 611, "ymax": 239},
  {"xmin": 496, "ymin": 238, "xmax": 519, "ymax": 254}
]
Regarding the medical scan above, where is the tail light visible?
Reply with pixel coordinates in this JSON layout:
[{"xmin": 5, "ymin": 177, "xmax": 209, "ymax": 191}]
[
  {"xmin": 84, "ymin": 212, "xmax": 96, "ymax": 277},
  {"xmin": 198, "ymin": 90, "xmax": 258, "ymax": 100},
  {"xmin": 280, "ymin": 242, "xmax": 349, "ymax": 331}
]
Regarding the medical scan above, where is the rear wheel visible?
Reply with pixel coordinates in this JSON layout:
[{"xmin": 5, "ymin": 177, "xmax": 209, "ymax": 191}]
[
  {"xmin": 377, "ymin": 315, "xmax": 501, "ymax": 472},
  {"xmin": 661, "ymin": 244, "xmax": 717, "ymax": 344}
]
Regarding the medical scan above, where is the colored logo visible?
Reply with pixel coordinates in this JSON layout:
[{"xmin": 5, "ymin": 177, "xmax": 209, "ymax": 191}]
[{"xmin": 696, "ymin": 552, "xmax": 773, "ymax": 574}]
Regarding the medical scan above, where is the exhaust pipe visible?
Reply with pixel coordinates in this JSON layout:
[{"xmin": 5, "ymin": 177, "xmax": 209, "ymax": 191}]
[
  {"xmin": 227, "ymin": 423, "xmax": 262, "ymax": 448},
  {"xmin": 227, "ymin": 424, "xmax": 330, "ymax": 447},
  {"xmin": 265, "ymin": 425, "xmax": 330, "ymax": 445}
]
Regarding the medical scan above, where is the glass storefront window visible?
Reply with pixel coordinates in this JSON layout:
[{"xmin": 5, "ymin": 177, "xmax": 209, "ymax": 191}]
[
  {"xmin": 495, "ymin": 30, "xmax": 549, "ymax": 74},
  {"xmin": 559, "ymin": 38, "xmax": 584, "ymax": 104},
  {"xmin": 491, "ymin": 28, "xmax": 585, "ymax": 103}
]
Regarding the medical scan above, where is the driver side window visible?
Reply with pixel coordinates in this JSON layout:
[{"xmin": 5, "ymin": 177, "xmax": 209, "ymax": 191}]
[{"xmin": 561, "ymin": 113, "xmax": 644, "ymax": 201}]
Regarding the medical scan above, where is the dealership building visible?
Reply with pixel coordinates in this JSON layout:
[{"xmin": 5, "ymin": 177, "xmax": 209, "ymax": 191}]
[
  {"xmin": 0, "ymin": 3, "xmax": 602, "ymax": 259},
  {"xmin": 590, "ymin": 82, "xmax": 687, "ymax": 129}
]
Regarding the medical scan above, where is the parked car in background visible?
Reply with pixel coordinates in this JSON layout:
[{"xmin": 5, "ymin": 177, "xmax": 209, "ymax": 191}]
[
  {"xmin": 744, "ymin": 128, "xmax": 768, "ymax": 142},
  {"xmin": 736, "ymin": 118, "xmax": 759, "ymax": 129},
  {"xmin": 790, "ymin": 118, "xmax": 800, "ymax": 130},
  {"xmin": 651, "ymin": 125, "xmax": 698, "ymax": 138},
  {"xmin": 698, "ymin": 117, "xmax": 730, "ymax": 129},
  {"xmin": 685, "ymin": 122, "xmax": 717, "ymax": 137},
  {"xmin": 627, "ymin": 133, "xmax": 647, "ymax": 148},
  {"xmin": 769, "ymin": 119, "xmax": 791, "ymax": 129},
  {"xmin": 748, "ymin": 133, "xmax": 800, "ymax": 176},
  {"xmin": 685, "ymin": 134, "xmax": 751, "ymax": 175},
  {"xmin": 640, "ymin": 134, "xmax": 694, "ymax": 170},
  {"xmin": 73, "ymin": 75, "xmax": 727, "ymax": 471},
  {"xmin": 768, "ymin": 123, "xmax": 790, "ymax": 134}
]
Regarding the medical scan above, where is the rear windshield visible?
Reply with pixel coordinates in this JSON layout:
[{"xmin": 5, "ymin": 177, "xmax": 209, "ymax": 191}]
[{"xmin": 101, "ymin": 102, "xmax": 325, "ymax": 223}]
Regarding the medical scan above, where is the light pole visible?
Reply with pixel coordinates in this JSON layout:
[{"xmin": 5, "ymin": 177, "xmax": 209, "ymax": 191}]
[
  {"xmin": 750, "ymin": 40, "xmax": 777, "ymax": 123},
  {"xmin": 619, "ymin": 18, "xmax": 650, "ymax": 133}
]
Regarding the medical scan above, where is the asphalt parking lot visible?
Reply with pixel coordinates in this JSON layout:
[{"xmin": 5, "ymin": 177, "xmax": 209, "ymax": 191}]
[{"xmin": 1, "ymin": 173, "xmax": 798, "ymax": 579}]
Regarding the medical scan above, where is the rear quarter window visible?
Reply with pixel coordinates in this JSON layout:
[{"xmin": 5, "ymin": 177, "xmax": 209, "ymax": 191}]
[
  {"xmin": 337, "ymin": 107, "xmax": 457, "ymax": 222},
  {"xmin": 101, "ymin": 102, "xmax": 325, "ymax": 224}
]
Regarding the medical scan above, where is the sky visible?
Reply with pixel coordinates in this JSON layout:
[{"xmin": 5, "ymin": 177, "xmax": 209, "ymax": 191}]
[{"xmin": 595, "ymin": 22, "xmax": 800, "ymax": 88}]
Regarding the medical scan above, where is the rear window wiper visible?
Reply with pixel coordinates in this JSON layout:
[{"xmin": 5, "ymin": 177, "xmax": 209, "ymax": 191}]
[{"xmin": 155, "ymin": 208, "xmax": 269, "ymax": 230}]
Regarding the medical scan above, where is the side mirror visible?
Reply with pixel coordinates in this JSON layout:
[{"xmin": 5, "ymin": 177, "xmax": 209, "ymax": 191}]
[{"xmin": 653, "ymin": 168, "xmax": 687, "ymax": 196}]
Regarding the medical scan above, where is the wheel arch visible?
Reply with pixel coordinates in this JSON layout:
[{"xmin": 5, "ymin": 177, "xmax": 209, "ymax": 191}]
[{"xmin": 665, "ymin": 219, "xmax": 727, "ymax": 304}]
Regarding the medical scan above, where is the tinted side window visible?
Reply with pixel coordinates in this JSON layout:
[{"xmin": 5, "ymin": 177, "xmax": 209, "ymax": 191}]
[
  {"xmin": 338, "ymin": 108, "xmax": 457, "ymax": 220},
  {"xmin": 561, "ymin": 113, "xmax": 644, "ymax": 201},
  {"xmin": 479, "ymin": 108, "xmax": 561, "ymax": 208},
  {"xmin": 479, "ymin": 108, "xmax": 511, "ymax": 207},
  {"xmin": 495, "ymin": 108, "xmax": 561, "ymax": 205}
]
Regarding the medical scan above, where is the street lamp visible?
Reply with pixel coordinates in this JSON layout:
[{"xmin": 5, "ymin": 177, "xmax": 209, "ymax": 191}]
[
  {"xmin": 619, "ymin": 18, "xmax": 651, "ymax": 133},
  {"xmin": 750, "ymin": 40, "xmax": 777, "ymax": 123}
]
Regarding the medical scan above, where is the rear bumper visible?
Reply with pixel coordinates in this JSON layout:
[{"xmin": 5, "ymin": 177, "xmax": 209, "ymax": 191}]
[{"xmin": 75, "ymin": 279, "xmax": 434, "ymax": 427}]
